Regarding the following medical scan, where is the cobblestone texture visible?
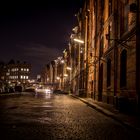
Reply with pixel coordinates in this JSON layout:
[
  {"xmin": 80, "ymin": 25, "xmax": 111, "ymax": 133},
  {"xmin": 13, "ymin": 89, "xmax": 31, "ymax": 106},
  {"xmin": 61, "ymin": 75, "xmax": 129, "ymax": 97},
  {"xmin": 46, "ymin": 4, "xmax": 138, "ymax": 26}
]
[{"xmin": 0, "ymin": 93, "xmax": 140, "ymax": 140}]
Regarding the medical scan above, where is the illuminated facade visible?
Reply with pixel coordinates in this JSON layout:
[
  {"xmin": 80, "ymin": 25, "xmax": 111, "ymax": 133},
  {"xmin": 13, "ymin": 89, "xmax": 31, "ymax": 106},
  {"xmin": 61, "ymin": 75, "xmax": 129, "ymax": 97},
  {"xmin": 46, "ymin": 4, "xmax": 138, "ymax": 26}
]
[
  {"xmin": 44, "ymin": 0, "xmax": 140, "ymax": 112},
  {"xmin": 80, "ymin": 0, "xmax": 139, "ymax": 112},
  {"xmin": 1, "ymin": 62, "xmax": 31, "ymax": 86}
]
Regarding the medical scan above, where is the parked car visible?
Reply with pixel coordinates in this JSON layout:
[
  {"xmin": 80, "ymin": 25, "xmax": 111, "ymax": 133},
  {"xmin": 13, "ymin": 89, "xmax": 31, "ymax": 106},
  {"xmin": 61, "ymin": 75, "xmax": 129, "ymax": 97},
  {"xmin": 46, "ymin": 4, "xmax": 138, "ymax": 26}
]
[
  {"xmin": 4, "ymin": 87, "xmax": 9, "ymax": 93},
  {"xmin": 9, "ymin": 87, "xmax": 15, "ymax": 93},
  {"xmin": 25, "ymin": 86, "xmax": 35, "ymax": 92},
  {"xmin": 35, "ymin": 86, "xmax": 52, "ymax": 94},
  {"xmin": 0, "ymin": 87, "xmax": 4, "ymax": 93},
  {"xmin": 15, "ymin": 86, "xmax": 22, "ymax": 92}
]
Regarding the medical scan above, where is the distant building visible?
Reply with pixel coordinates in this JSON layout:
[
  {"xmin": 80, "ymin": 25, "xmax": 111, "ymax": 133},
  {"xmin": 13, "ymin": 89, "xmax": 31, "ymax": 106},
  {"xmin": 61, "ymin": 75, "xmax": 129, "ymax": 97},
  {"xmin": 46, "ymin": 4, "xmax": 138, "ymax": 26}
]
[{"xmin": 1, "ymin": 61, "xmax": 31, "ymax": 87}]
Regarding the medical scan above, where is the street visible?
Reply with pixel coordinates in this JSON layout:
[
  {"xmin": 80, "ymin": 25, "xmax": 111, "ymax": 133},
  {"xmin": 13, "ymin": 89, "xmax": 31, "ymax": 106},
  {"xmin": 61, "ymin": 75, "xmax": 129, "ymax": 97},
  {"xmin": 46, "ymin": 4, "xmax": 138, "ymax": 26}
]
[{"xmin": 0, "ymin": 92, "xmax": 140, "ymax": 140}]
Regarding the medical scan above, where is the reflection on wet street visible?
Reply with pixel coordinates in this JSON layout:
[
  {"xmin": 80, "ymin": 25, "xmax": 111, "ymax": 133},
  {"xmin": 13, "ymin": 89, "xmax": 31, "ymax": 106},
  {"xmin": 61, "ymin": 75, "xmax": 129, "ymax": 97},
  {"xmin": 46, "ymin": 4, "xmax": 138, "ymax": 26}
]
[
  {"xmin": 35, "ymin": 92, "xmax": 51, "ymax": 99},
  {"xmin": 0, "ymin": 92, "xmax": 140, "ymax": 140}
]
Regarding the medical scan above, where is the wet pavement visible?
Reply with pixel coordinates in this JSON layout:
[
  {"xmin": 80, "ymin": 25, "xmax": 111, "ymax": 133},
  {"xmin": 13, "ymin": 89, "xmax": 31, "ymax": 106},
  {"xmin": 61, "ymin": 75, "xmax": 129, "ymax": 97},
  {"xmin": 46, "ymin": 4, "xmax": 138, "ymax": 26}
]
[{"xmin": 0, "ymin": 92, "xmax": 140, "ymax": 140}]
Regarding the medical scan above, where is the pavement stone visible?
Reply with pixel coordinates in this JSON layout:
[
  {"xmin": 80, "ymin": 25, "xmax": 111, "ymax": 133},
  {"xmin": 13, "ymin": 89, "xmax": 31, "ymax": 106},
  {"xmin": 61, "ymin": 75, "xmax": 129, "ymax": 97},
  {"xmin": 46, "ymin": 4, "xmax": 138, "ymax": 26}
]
[
  {"xmin": 1, "ymin": 92, "xmax": 140, "ymax": 132},
  {"xmin": 70, "ymin": 94, "xmax": 140, "ymax": 132}
]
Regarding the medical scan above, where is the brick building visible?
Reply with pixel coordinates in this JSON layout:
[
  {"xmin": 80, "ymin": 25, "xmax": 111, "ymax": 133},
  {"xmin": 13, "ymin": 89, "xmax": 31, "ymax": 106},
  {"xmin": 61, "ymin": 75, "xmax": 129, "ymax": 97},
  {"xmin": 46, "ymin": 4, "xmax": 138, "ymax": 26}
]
[
  {"xmin": 44, "ymin": 0, "xmax": 140, "ymax": 112},
  {"xmin": 80, "ymin": 0, "xmax": 139, "ymax": 112}
]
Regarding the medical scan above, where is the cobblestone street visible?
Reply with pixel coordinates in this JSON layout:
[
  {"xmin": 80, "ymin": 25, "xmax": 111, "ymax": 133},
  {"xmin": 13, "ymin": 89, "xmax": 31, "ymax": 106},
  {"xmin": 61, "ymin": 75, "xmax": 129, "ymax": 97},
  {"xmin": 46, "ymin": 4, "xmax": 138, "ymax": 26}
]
[{"xmin": 0, "ymin": 93, "xmax": 140, "ymax": 140}]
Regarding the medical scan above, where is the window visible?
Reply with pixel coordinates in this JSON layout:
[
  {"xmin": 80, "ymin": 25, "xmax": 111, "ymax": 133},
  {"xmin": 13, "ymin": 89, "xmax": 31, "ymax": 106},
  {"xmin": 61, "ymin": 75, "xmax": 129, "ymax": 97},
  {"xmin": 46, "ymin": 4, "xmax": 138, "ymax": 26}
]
[
  {"xmin": 120, "ymin": 1, "xmax": 129, "ymax": 35},
  {"xmin": 6, "ymin": 73, "xmax": 10, "ymax": 76},
  {"xmin": 107, "ymin": 59, "xmax": 111, "ymax": 87},
  {"xmin": 109, "ymin": 0, "xmax": 112, "ymax": 16},
  {"xmin": 120, "ymin": 50, "xmax": 127, "ymax": 88}
]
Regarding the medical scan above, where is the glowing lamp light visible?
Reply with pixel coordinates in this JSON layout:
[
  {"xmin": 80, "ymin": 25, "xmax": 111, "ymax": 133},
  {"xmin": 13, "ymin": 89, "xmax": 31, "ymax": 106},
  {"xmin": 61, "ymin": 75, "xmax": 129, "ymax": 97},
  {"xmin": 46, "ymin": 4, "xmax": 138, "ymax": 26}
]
[
  {"xmin": 61, "ymin": 60, "xmax": 64, "ymax": 63},
  {"xmin": 74, "ymin": 38, "xmax": 84, "ymax": 44},
  {"xmin": 64, "ymin": 74, "xmax": 68, "ymax": 77},
  {"xmin": 56, "ymin": 76, "xmax": 60, "ymax": 80},
  {"xmin": 66, "ymin": 67, "xmax": 72, "ymax": 70}
]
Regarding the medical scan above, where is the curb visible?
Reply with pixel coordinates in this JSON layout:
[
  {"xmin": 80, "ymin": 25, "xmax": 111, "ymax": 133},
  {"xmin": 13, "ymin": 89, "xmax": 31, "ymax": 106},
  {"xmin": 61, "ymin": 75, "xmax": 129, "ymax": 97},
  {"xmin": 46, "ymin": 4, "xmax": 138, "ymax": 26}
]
[
  {"xmin": 0, "ymin": 92, "xmax": 21, "ymax": 96},
  {"xmin": 0, "ymin": 92, "xmax": 28, "ymax": 98},
  {"xmin": 70, "ymin": 94, "xmax": 140, "ymax": 132}
]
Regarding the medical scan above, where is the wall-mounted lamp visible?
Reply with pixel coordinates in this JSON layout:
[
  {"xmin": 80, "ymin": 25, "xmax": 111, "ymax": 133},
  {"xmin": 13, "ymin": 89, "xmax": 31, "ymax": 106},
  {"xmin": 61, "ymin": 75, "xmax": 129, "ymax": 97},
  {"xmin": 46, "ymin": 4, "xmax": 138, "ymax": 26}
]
[
  {"xmin": 56, "ymin": 77, "xmax": 60, "ymax": 80},
  {"xmin": 64, "ymin": 74, "xmax": 68, "ymax": 77},
  {"xmin": 74, "ymin": 38, "xmax": 84, "ymax": 44},
  {"xmin": 66, "ymin": 67, "xmax": 72, "ymax": 70}
]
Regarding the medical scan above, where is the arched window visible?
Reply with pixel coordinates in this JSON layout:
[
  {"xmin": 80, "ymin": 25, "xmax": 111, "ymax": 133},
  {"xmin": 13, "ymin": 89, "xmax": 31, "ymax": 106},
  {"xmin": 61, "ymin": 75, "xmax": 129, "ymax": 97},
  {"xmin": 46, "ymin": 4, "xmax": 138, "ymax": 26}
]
[
  {"xmin": 120, "ymin": 0, "xmax": 129, "ymax": 35},
  {"xmin": 120, "ymin": 50, "xmax": 127, "ymax": 88},
  {"xmin": 109, "ymin": 0, "xmax": 113, "ymax": 16},
  {"xmin": 107, "ymin": 59, "xmax": 111, "ymax": 87}
]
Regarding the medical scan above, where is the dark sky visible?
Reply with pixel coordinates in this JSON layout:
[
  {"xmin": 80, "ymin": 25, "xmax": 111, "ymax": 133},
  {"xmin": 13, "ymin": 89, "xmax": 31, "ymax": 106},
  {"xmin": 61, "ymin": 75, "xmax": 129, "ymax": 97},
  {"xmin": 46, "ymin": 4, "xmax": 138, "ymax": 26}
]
[{"xmin": 0, "ymin": 0, "xmax": 84, "ymax": 78}]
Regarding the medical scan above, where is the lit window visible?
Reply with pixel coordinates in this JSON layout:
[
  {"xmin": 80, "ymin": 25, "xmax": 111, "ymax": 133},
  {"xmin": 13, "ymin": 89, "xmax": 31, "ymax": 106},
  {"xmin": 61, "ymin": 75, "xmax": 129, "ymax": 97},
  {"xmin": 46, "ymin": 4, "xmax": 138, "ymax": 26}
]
[
  {"xmin": 21, "ymin": 68, "xmax": 23, "ymax": 71},
  {"xmin": 6, "ymin": 73, "xmax": 10, "ymax": 76},
  {"xmin": 26, "ymin": 76, "xmax": 29, "ymax": 79},
  {"xmin": 21, "ymin": 75, "xmax": 23, "ymax": 79}
]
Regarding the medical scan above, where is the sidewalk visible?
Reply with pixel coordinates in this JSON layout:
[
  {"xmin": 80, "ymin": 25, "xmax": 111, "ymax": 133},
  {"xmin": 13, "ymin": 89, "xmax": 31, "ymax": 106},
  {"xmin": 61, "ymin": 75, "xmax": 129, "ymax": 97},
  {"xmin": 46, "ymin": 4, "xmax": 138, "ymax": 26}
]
[{"xmin": 70, "ymin": 94, "xmax": 140, "ymax": 132}]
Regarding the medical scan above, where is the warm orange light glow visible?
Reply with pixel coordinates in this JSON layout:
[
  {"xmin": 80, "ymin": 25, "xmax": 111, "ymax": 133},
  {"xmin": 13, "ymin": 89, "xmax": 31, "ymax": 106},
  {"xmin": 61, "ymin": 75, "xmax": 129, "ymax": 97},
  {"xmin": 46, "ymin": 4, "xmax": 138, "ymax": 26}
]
[
  {"xmin": 66, "ymin": 67, "xmax": 72, "ymax": 70},
  {"xmin": 56, "ymin": 76, "xmax": 60, "ymax": 80},
  {"xmin": 74, "ymin": 38, "xmax": 84, "ymax": 44},
  {"xmin": 64, "ymin": 74, "xmax": 68, "ymax": 77}
]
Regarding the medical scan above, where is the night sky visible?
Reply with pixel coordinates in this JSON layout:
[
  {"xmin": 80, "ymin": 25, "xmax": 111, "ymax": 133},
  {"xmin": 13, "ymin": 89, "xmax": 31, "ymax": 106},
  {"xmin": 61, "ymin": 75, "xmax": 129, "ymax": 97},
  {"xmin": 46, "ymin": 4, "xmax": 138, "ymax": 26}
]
[{"xmin": 0, "ymin": 0, "xmax": 84, "ymax": 78}]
